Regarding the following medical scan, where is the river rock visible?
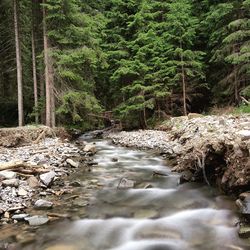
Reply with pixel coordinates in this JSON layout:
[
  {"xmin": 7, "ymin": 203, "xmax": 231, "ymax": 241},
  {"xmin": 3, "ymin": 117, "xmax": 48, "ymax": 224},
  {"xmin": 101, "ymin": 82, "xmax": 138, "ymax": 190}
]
[
  {"xmin": 0, "ymin": 170, "xmax": 16, "ymax": 179},
  {"xmin": 25, "ymin": 215, "xmax": 49, "ymax": 226},
  {"xmin": 27, "ymin": 176, "xmax": 40, "ymax": 188},
  {"xmin": 83, "ymin": 144, "xmax": 97, "ymax": 154},
  {"xmin": 238, "ymin": 224, "xmax": 250, "ymax": 238},
  {"xmin": 118, "ymin": 178, "xmax": 135, "ymax": 189},
  {"xmin": 12, "ymin": 214, "xmax": 29, "ymax": 221},
  {"xmin": 34, "ymin": 199, "xmax": 53, "ymax": 209},
  {"xmin": 2, "ymin": 178, "xmax": 19, "ymax": 187},
  {"xmin": 236, "ymin": 192, "xmax": 250, "ymax": 215},
  {"xmin": 40, "ymin": 171, "xmax": 56, "ymax": 186},
  {"xmin": 45, "ymin": 245, "xmax": 78, "ymax": 250},
  {"xmin": 238, "ymin": 130, "xmax": 250, "ymax": 140},
  {"xmin": 18, "ymin": 188, "xmax": 28, "ymax": 196},
  {"xmin": 66, "ymin": 159, "xmax": 79, "ymax": 168},
  {"xmin": 111, "ymin": 157, "xmax": 118, "ymax": 162}
]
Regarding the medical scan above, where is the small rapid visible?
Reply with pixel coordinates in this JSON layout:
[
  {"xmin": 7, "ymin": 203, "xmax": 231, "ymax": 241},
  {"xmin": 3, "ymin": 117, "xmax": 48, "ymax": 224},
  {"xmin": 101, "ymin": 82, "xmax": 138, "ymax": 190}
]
[{"xmin": 13, "ymin": 138, "xmax": 249, "ymax": 249}]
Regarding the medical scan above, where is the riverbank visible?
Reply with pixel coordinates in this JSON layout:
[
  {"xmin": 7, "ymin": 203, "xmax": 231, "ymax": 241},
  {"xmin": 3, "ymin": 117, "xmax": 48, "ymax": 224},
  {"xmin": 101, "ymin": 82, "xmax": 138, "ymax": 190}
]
[{"xmin": 0, "ymin": 126, "xmax": 97, "ymax": 227}]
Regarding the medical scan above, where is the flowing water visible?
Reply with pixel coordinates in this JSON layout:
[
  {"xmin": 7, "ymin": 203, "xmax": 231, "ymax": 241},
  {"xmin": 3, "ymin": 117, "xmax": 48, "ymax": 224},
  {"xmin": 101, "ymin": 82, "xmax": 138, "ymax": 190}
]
[{"xmin": 1, "ymin": 138, "xmax": 249, "ymax": 250}]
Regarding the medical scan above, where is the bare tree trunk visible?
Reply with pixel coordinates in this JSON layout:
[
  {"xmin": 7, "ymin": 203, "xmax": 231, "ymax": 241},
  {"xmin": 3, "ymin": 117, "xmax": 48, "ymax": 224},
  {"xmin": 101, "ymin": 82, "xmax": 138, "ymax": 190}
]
[
  {"xmin": 50, "ymin": 63, "xmax": 56, "ymax": 127},
  {"xmin": 31, "ymin": 28, "xmax": 39, "ymax": 124},
  {"xmin": 43, "ymin": 0, "xmax": 51, "ymax": 127},
  {"xmin": 13, "ymin": 0, "xmax": 23, "ymax": 126},
  {"xmin": 180, "ymin": 42, "xmax": 187, "ymax": 116}
]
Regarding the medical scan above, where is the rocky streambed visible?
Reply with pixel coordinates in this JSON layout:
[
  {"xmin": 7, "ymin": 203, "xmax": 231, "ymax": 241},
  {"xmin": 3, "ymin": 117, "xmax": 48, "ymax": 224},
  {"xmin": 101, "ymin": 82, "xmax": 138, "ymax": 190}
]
[
  {"xmin": 0, "ymin": 128, "xmax": 98, "ymax": 229},
  {"xmin": 108, "ymin": 114, "xmax": 250, "ymax": 238}
]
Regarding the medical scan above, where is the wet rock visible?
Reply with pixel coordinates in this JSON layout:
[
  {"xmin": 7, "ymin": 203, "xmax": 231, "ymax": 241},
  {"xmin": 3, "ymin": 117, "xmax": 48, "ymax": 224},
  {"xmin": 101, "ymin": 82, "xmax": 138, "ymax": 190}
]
[
  {"xmin": 179, "ymin": 170, "xmax": 193, "ymax": 184},
  {"xmin": 0, "ymin": 170, "xmax": 16, "ymax": 179},
  {"xmin": 17, "ymin": 188, "xmax": 27, "ymax": 196},
  {"xmin": 111, "ymin": 157, "xmax": 118, "ymax": 162},
  {"xmin": 12, "ymin": 214, "xmax": 29, "ymax": 221},
  {"xmin": 66, "ymin": 158, "xmax": 79, "ymax": 168},
  {"xmin": 4, "ymin": 211, "xmax": 10, "ymax": 218},
  {"xmin": 25, "ymin": 215, "xmax": 49, "ymax": 226},
  {"xmin": 45, "ymin": 245, "xmax": 78, "ymax": 250},
  {"xmin": 238, "ymin": 130, "xmax": 250, "ymax": 140},
  {"xmin": 16, "ymin": 233, "xmax": 36, "ymax": 245},
  {"xmin": 34, "ymin": 199, "xmax": 53, "ymax": 209},
  {"xmin": 40, "ymin": 171, "xmax": 56, "ymax": 186},
  {"xmin": 70, "ymin": 181, "xmax": 82, "ymax": 187},
  {"xmin": 238, "ymin": 224, "xmax": 250, "ymax": 238},
  {"xmin": 2, "ymin": 179, "xmax": 19, "ymax": 188},
  {"xmin": 117, "ymin": 178, "xmax": 135, "ymax": 189},
  {"xmin": 134, "ymin": 209, "xmax": 158, "ymax": 218},
  {"xmin": 83, "ymin": 144, "xmax": 97, "ymax": 154},
  {"xmin": 27, "ymin": 176, "xmax": 40, "ymax": 188},
  {"xmin": 236, "ymin": 192, "xmax": 250, "ymax": 215}
]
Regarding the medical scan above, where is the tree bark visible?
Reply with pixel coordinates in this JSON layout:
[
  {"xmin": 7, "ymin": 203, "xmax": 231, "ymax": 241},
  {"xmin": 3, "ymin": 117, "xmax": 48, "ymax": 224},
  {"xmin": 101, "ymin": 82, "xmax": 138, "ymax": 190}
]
[
  {"xmin": 13, "ymin": 0, "xmax": 23, "ymax": 126},
  {"xmin": 43, "ymin": 0, "xmax": 51, "ymax": 127},
  {"xmin": 31, "ymin": 28, "xmax": 39, "ymax": 124},
  {"xmin": 180, "ymin": 42, "xmax": 187, "ymax": 116}
]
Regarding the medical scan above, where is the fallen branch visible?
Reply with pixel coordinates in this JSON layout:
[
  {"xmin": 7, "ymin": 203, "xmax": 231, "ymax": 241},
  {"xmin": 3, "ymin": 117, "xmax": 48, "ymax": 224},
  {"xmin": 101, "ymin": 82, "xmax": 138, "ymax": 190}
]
[
  {"xmin": 0, "ymin": 160, "xmax": 49, "ymax": 173},
  {"xmin": 34, "ymin": 129, "xmax": 46, "ymax": 144},
  {"xmin": 240, "ymin": 96, "xmax": 250, "ymax": 105}
]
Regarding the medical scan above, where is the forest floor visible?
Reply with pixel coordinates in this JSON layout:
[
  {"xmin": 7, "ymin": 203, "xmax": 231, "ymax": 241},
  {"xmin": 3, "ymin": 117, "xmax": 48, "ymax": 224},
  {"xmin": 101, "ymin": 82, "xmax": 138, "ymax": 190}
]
[{"xmin": 108, "ymin": 113, "xmax": 250, "ymax": 226}]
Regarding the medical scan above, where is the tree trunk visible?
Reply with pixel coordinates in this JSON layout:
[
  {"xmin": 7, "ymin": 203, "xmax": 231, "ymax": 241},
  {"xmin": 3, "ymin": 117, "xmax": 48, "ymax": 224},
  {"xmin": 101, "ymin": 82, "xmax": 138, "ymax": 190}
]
[
  {"xmin": 50, "ymin": 63, "xmax": 56, "ymax": 127},
  {"xmin": 180, "ymin": 42, "xmax": 187, "ymax": 116},
  {"xmin": 43, "ymin": 0, "xmax": 51, "ymax": 127},
  {"xmin": 13, "ymin": 0, "xmax": 23, "ymax": 126},
  {"xmin": 31, "ymin": 28, "xmax": 39, "ymax": 124}
]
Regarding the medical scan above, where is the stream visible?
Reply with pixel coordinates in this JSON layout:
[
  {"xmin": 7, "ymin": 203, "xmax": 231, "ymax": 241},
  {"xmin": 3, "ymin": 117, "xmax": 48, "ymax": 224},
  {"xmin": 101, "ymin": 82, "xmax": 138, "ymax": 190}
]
[{"xmin": 1, "ymin": 137, "xmax": 249, "ymax": 250}]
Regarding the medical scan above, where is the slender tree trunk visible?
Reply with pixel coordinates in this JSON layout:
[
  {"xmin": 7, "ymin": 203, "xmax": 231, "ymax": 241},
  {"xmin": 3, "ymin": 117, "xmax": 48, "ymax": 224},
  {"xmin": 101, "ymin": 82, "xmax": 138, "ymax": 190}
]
[
  {"xmin": 43, "ymin": 0, "xmax": 51, "ymax": 127},
  {"xmin": 180, "ymin": 42, "xmax": 187, "ymax": 116},
  {"xmin": 13, "ymin": 0, "xmax": 23, "ymax": 126},
  {"xmin": 50, "ymin": 62, "xmax": 56, "ymax": 127},
  {"xmin": 39, "ymin": 70, "xmax": 46, "ymax": 124},
  {"xmin": 31, "ymin": 28, "xmax": 39, "ymax": 124}
]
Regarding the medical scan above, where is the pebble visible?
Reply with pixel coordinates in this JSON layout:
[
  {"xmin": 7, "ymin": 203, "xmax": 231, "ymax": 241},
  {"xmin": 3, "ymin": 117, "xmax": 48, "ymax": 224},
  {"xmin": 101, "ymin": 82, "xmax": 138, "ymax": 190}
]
[
  {"xmin": 40, "ymin": 171, "xmax": 56, "ymax": 186},
  {"xmin": 2, "ymin": 179, "xmax": 19, "ymax": 188},
  {"xmin": 18, "ymin": 188, "xmax": 28, "ymax": 196},
  {"xmin": 66, "ymin": 159, "xmax": 79, "ymax": 168},
  {"xmin": 0, "ymin": 171, "xmax": 16, "ymax": 179},
  {"xmin": 12, "ymin": 214, "xmax": 29, "ymax": 220},
  {"xmin": 238, "ymin": 130, "xmax": 250, "ymax": 140},
  {"xmin": 25, "ymin": 215, "xmax": 49, "ymax": 226},
  {"xmin": 117, "ymin": 178, "xmax": 135, "ymax": 189},
  {"xmin": 83, "ymin": 144, "xmax": 97, "ymax": 154},
  {"xmin": 27, "ymin": 176, "xmax": 40, "ymax": 188},
  {"xmin": 34, "ymin": 199, "xmax": 53, "ymax": 209}
]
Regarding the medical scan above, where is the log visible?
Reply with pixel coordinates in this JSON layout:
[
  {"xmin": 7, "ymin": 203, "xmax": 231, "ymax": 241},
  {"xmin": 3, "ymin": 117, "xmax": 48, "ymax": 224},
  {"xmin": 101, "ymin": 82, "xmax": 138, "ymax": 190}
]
[
  {"xmin": 0, "ymin": 160, "xmax": 49, "ymax": 173},
  {"xmin": 0, "ymin": 160, "xmax": 26, "ymax": 171},
  {"xmin": 34, "ymin": 129, "xmax": 46, "ymax": 144}
]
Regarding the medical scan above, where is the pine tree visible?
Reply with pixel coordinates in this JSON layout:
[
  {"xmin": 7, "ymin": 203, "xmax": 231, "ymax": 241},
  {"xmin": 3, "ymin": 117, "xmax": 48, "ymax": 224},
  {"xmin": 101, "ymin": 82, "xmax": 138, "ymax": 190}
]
[{"xmin": 164, "ymin": 0, "xmax": 206, "ymax": 115}]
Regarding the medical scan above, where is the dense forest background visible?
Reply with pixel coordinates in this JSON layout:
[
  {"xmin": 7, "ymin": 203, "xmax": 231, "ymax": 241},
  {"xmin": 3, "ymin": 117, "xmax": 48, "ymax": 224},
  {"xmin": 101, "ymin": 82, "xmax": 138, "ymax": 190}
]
[{"xmin": 0, "ymin": 0, "xmax": 249, "ymax": 129}]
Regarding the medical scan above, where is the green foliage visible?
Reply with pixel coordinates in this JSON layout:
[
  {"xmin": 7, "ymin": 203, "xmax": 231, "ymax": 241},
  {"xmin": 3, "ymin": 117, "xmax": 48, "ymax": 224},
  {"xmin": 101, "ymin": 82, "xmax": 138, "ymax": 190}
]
[
  {"xmin": 57, "ymin": 91, "xmax": 104, "ymax": 130},
  {"xmin": 234, "ymin": 104, "xmax": 250, "ymax": 113},
  {"xmin": 0, "ymin": 0, "xmax": 249, "ymax": 128}
]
